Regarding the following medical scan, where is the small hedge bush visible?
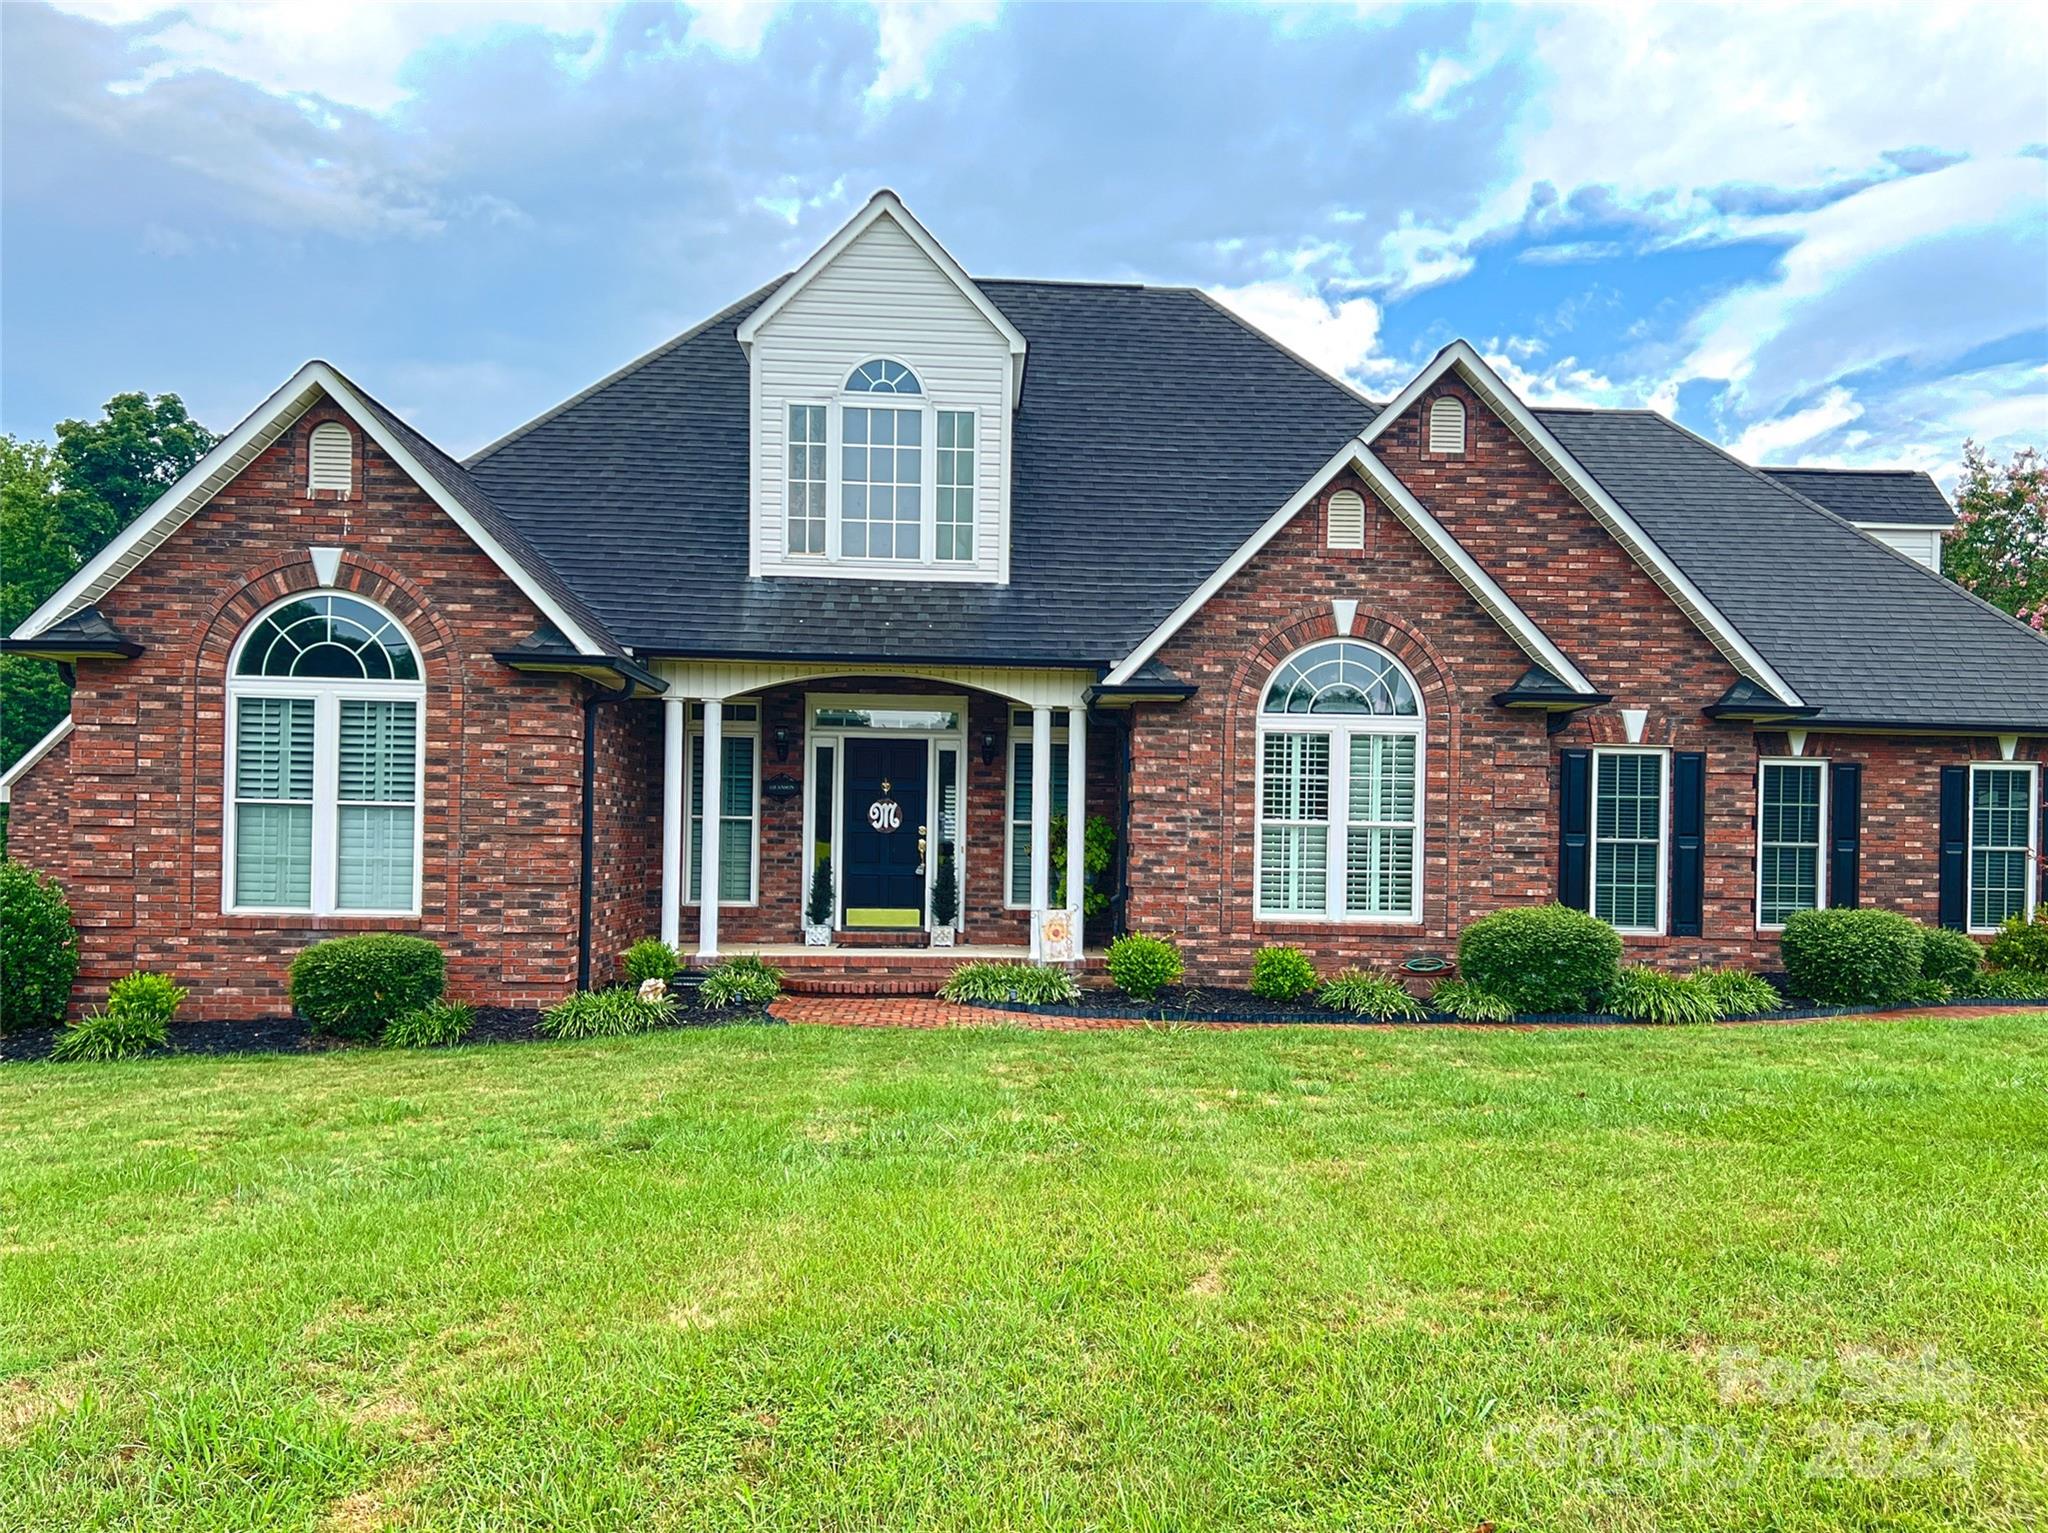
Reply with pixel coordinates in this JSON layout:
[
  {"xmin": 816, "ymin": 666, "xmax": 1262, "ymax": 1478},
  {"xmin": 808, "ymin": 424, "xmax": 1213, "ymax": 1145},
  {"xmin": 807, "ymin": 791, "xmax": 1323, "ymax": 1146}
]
[
  {"xmin": 1918, "ymin": 927, "xmax": 1984, "ymax": 992},
  {"xmin": 384, "ymin": 1001, "xmax": 476, "ymax": 1049},
  {"xmin": 288, "ymin": 934, "xmax": 446, "ymax": 1040},
  {"xmin": 1957, "ymin": 968, "xmax": 2048, "ymax": 1001},
  {"xmin": 1987, "ymin": 911, "xmax": 2048, "ymax": 976},
  {"xmin": 1603, "ymin": 965, "xmax": 1718, "ymax": 1024},
  {"xmin": 1427, "ymin": 980, "xmax": 1515, "ymax": 1022},
  {"xmin": 50, "ymin": 1005, "xmax": 167, "ymax": 1063},
  {"xmin": 1317, "ymin": 968, "xmax": 1424, "ymax": 1020},
  {"xmin": 698, "ymin": 955, "xmax": 782, "ymax": 1009},
  {"xmin": 1458, "ymin": 903, "xmax": 1622, "ymax": 1014},
  {"xmin": 540, "ymin": 986, "xmax": 676, "ymax": 1039},
  {"xmin": 1779, "ymin": 908, "xmax": 1923, "ymax": 1007},
  {"xmin": 1249, "ymin": 946, "xmax": 1318, "ymax": 1002},
  {"xmin": 107, "ymin": 972, "xmax": 188, "ymax": 1027},
  {"xmin": 1, "ymin": 859, "xmax": 78, "ymax": 1033},
  {"xmin": 940, "ymin": 961, "xmax": 1081, "ymax": 1005},
  {"xmin": 1105, "ymin": 934, "xmax": 1183, "ymax": 1001},
  {"xmin": 621, "ymin": 938, "xmax": 680, "ymax": 986},
  {"xmin": 1695, "ymin": 967, "xmax": 1781, "ymax": 1018}
]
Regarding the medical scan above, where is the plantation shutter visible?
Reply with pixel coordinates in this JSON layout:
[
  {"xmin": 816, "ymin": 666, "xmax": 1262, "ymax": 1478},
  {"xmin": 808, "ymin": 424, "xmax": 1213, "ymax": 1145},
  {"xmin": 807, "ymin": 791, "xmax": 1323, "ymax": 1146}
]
[
  {"xmin": 337, "ymin": 699, "xmax": 417, "ymax": 910},
  {"xmin": 1937, "ymin": 764, "xmax": 1968, "ymax": 930},
  {"xmin": 1670, "ymin": 751, "xmax": 1706, "ymax": 937},
  {"xmin": 233, "ymin": 696, "xmax": 315, "ymax": 908},
  {"xmin": 1557, "ymin": 748, "xmax": 1591, "ymax": 910},
  {"xmin": 1828, "ymin": 761, "xmax": 1861, "ymax": 908},
  {"xmin": 1009, "ymin": 745, "xmax": 1070, "ymax": 906}
]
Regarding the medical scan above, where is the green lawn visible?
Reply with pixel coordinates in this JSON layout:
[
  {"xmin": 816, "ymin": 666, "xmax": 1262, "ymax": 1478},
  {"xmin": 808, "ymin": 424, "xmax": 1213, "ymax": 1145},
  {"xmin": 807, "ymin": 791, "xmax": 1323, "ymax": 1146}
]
[{"xmin": 2, "ymin": 1017, "xmax": 2044, "ymax": 1532}]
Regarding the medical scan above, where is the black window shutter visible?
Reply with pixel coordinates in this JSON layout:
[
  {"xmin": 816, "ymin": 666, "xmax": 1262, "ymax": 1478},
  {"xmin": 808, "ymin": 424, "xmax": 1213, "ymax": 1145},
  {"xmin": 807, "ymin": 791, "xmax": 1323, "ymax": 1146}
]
[
  {"xmin": 1828, "ymin": 761, "xmax": 1861, "ymax": 908},
  {"xmin": 1670, "ymin": 751, "xmax": 1706, "ymax": 937},
  {"xmin": 1558, "ymin": 748, "xmax": 1591, "ymax": 910},
  {"xmin": 1938, "ymin": 764, "xmax": 1968, "ymax": 930}
]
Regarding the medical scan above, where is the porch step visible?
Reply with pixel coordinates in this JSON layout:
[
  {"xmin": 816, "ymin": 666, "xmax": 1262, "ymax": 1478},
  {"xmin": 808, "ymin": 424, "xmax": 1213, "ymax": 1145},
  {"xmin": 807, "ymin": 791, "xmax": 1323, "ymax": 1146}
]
[
  {"xmin": 782, "ymin": 973, "xmax": 945, "ymax": 997},
  {"xmin": 833, "ymin": 928, "xmax": 930, "ymax": 949}
]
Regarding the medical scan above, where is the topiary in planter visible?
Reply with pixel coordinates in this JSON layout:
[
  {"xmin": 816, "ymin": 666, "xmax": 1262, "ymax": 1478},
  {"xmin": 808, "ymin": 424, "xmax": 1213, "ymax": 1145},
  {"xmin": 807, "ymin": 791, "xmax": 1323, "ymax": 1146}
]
[
  {"xmin": 1249, "ymin": 945, "xmax": 1318, "ymax": 1001},
  {"xmin": 1779, "ymin": 908, "xmax": 1923, "ymax": 1007},
  {"xmin": 1, "ymin": 859, "xmax": 78, "ymax": 1033},
  {"xmin": 1457, "ymin": 903, "xmax": 1622, "ymax": 1014},
  {"xmin": 806, "ymin": 858, "xmax": 835, "ymax": 929},
  {"xmin": 930, "ymin": 850, "xmax": 959, "ymax": 929},
  {"xmin": 289, "ymin": 934, "xmax": 446, "ymax": 1040}
]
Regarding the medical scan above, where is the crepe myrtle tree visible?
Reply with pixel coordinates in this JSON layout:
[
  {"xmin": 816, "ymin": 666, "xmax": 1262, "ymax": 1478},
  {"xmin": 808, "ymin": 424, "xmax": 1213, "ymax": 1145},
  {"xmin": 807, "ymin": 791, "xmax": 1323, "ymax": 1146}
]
[{"xmin": 1947, "ymin": 441, "xmax": 2046, "ymax": 631}]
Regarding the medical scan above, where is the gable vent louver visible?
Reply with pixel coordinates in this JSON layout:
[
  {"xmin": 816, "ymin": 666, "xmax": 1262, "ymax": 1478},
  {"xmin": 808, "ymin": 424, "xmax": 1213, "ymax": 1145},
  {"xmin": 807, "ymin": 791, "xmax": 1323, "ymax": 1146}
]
[
  {"xmin": 308, "ymin": 422, "xmax": 354, "ymax": 494},
  {"xmin": 1326, "ymin": 489, "xmax": 1366, "ymax": 550},
  {"xmin": 1428, "ymin": 397, "xmax": 1467, "ymax": 455}
]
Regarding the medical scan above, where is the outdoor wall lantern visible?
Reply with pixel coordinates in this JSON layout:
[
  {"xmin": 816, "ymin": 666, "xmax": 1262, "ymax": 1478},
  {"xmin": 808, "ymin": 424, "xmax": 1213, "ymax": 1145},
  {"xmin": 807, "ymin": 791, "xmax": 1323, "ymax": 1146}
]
[
  {"xmin": 773, "ymin": 725, "xmax": 793, "ymax": 763},
  {"xmin": 979, "ymin": 729, "xmax": 1002, "ymax": 767}
]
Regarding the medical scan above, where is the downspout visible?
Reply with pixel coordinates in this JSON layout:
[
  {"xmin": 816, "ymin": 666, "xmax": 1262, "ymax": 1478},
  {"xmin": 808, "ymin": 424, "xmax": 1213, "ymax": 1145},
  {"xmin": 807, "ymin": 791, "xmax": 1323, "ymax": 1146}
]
[{"xmin": 578, "ymin": 675, "xmax": 638, "ymax": 991}]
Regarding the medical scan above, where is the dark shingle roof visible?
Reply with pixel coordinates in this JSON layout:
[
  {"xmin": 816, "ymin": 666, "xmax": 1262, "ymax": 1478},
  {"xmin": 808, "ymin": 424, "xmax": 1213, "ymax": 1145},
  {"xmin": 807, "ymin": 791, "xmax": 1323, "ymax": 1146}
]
[
  {"xmin": 1540, "ymin": 411, "xmax": 2048, "ymax": 728},
  {"xmin": 464, "ymin": 281, "xmax": 1373, "ymax": 668},
  {"xmin": 1760, "ymin": 467, "xmax": 1955, "ymax": 527}
]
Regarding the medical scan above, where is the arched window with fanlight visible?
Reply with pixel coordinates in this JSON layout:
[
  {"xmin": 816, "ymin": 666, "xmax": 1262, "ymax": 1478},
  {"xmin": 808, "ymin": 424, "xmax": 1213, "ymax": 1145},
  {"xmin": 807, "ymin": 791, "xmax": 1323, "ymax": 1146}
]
[
  {"xmin": 225, "ymin": 591, "xmax": 424, "ymax": 915},
  {"xmin": 1255, "ymin": 639, "xmax": 1423, "ymax": 921}
]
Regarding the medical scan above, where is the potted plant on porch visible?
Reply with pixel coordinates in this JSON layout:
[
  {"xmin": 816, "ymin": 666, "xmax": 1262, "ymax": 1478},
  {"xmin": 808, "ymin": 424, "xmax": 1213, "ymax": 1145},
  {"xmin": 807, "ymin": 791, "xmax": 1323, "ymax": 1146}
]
[
  {"xmin": 930, "ymin": 848, "xmax": 958, "ymax": 947},
  {"xmin": 804, "ymin": 858, "xmax": 834, "ymax": 946}
]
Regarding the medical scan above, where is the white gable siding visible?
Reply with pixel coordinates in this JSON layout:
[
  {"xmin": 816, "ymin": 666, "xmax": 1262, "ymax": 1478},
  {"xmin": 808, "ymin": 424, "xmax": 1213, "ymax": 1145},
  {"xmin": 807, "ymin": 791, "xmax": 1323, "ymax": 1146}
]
[
  {"xmin": 750, "ymin": 212, "xmax": 1012, "ymax": 582},
  {"xmin": 1857, "ymin": 525, "xmax": 1943, "ymax": 572}
]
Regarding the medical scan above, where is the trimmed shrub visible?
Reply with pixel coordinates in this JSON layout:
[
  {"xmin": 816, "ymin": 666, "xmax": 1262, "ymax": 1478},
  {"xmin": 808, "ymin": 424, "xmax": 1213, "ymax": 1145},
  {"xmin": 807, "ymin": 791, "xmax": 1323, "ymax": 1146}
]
[
  {"xmin": 940, "ymin": 961, "xmax": 1081, "ymax": 1005},
  {"xmin": 50, "ymin": 1006, "xmax": 167, "ymax": 1063},
  {"xmin": 1317, "ymin": 968, "xmax": 1425, "ymax": 1020},
  {"xmin": 1957, "ymin": 968, "xmax": 2048, "ymax": 1001},
  {"xmin": 1779, "ymin": 908, "xmax": 1923, "ymax": 1007},
  {"xmin": 541, "ymin": 986, "xmax": 676, "ymax": 1039},
  {"xmin": 1105, "ymin": 934, "xmax": 1183, "ymax": 1001},
  {"xmin": 1918, "ymin": 927, "xmax": 1984, "ymax": 992},
  {"xmin": 2, "ymin": 859, "xmax": 78, "ymax": 1034},
  {"xmin": 622, "ymin": 938, "xmax": 680, "ymax": 986},
  {"xmin": 698, "ymin": 955, "xmax": 782, "ymax": 1010},
  {"xmin": 930, "ymin": 851, "xmax": 959, "ymax": 928},
  {"xmin": 1427, "ymin": 980, "xmax": 1516, "ymax": 1022},
  {"xmin": 107, "ymin": 972, "xmax": 188, "ymax": 1027},
  {"xmin": 1987, "ymin": 911, "xmax": 2048, "ymax": 976},
  {"xmin": 1249, "ymin": 946, "xmax": 1318, "ymax": 1002},
  {"xmin": 806, "ymin": 858, "xmax": 835, "ymax": 928},
  {"xmin": 288, "ymin": 935, "xmax": 446, "ymax": 1041},
  {"xmin": 1457, "ymin": 903, "xmax": 1622, "ymax": 1014},
  {"xmin": 1696, "ymin": 967, "xmax": 1781, "ymax": 1018},
  {"xmin": 1603, "ymin": 965, "xmax": 1719, "ymax": 1024},
  {"xmin": 384, "ymin": 1001, "xmax": 476, "ymax": 1049}
]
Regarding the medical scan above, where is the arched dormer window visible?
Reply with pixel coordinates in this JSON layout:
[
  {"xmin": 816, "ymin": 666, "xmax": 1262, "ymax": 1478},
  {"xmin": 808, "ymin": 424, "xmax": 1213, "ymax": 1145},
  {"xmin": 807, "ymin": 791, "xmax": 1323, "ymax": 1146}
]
[
  {"xmin": 226, "ymin": 592, "xmax": 423, "ymax": 915},
  {"xmin": 308, "ymin": 421, "xmax": 354, "ymax": 494},
  {"xmin": 1428, "ymin": 396, "xmax": 1466, "ymax": 455},
  {"xmin": 1256, "ymin": 639, "xmax": 1422, "ymax": 921},
  {"xmin": 784, "ymin": 358, "xmax": 976, "ymax": 565}
]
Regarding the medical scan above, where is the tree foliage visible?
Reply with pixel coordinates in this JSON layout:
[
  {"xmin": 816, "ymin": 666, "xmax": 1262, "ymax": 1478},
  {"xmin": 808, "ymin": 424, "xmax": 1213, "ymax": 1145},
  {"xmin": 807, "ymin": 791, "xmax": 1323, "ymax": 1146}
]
[{"xmin": 1946, "ymin": 441, "xmax": 2047, "ymax": 631}]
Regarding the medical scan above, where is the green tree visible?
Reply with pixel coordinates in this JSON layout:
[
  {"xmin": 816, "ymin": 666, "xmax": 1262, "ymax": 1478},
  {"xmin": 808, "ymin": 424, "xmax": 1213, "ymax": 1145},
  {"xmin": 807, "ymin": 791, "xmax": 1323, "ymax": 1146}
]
[
  {"xmin": 52, "ymin": 392, "xmax": 216, "ymax": 563},
  {"xmin": 1947, "ymin": 441, "xmax": 2046, "ymax": 631},
  {"xmin": 0, "ymin": 437, "xmax": 71, "ymax": 773}
]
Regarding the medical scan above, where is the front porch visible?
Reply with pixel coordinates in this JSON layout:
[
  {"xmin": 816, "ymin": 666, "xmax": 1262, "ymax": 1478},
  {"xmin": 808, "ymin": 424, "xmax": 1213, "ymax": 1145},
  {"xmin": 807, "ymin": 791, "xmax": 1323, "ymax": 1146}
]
[{"xmin": 696, "ymin": 942, "xmax": 1109, "ymax": 995}]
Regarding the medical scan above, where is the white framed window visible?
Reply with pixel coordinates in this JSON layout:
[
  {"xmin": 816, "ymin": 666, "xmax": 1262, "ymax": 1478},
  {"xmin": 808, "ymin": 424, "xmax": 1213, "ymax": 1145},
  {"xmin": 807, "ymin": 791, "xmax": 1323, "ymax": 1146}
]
[
  {"xmin": 1005, "ymin": 709, "xmax": 1069, "ymax": 909},
  {"xmin": 1757, "ymin": 759, "xmax": 1826, "ymax": 929},
  {"xmin": 685, "ymin": 704, "xmax": 760, "ymax": 907},
  {"xmin": 1254, "ymin": 640, "xmax": 1423, "ymax": 922},
  {"xmin": 1592, "ymin": 748, "xmax": 1667, "ymax": 934},
  {"xmin": 786, "ymin": 404, "xmax": 827, "ymax": 555},
  {"xmin": 936, "ymin": 408, "xmax": 975, "ymax": 561},
  {"xmin": 1428, "ymin": 396, "xmax": 1466, "ymax": 454},
  {"xmin": 1968, "ymin": 763, "xmax": 2039, "ymax": 933},
  {"xmin": 224, "ymin": 591, "xmax": 423, "ymax": 916},
  {"xmin": 308, "ymin": 421, "xmax": 353, "ymax": 494}
]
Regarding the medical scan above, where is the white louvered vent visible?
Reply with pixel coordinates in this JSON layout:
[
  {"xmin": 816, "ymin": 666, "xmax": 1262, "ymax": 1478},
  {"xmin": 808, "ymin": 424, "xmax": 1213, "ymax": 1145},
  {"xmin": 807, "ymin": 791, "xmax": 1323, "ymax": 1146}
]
[
  {"xmin": 308, "ymin": 422, "xmax": 353, "ymax": 494},
  {"xmin": 1428, "ymin": 397, "xmax": 1466, "ymax": 454},
  {"xmin": 1326, "ymin": 489, "xmax": 1366, "ymax": 550}
]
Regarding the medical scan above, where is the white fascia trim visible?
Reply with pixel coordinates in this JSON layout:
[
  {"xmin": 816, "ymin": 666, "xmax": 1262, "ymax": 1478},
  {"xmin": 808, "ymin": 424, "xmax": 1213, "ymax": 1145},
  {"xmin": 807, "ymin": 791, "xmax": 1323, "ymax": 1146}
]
[
  {"xmin": 735, "ymin": 190, "xmax": 1029, "ymax": 396},
  {"xmin": 1102, "ymin": 438, "xmax": 1597, "ymax": 695},
  {"xmin": 0, "ymin": 716, "xmax": 74, "ymax": 802},
  {"xmin": 13, "ymin": 362, "xmax": 609, "ymax": 658},
  {"xmin": 1362, "ymin": 340, "xmax": 1807, "ymax": 709}
]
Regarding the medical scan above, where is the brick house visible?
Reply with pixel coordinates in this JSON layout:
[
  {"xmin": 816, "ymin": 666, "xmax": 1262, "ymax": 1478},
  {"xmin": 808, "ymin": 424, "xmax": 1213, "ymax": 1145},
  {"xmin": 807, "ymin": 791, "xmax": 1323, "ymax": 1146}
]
[{"xmin": 5, "ymin": 190, "xmax": 2045, "ymax": 1016}]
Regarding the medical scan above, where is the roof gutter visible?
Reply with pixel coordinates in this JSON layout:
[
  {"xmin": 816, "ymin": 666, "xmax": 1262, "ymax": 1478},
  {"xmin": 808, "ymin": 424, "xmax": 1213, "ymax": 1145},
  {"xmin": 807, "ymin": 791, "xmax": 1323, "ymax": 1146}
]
[{"xmin": 493, "ymin": 649, "xmax": 668, "ymax": 697}]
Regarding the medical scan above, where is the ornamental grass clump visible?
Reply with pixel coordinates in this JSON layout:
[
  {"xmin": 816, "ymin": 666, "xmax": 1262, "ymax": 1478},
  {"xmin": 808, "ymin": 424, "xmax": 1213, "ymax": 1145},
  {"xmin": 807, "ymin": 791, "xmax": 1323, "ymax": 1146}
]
[
  {"xmin": 289, "ymin": 934, "xmax": 446, "ymax": 1041},
  {"xmin": 697, "ymin": 955, "xmax": 783, "ymax": 1009},
  {"xmin": 540, "ymin": 986, "xmax": 676, "ymax": 1039},
  {"xmin": 1105, "ymin": 934, "xmax": 1183, "ymax": 1001},
  {"xmin": 1249, "ymin": 946, "xmax": 1318, "ymax": 1002},
  {"xmin": 384, "ymin": 1001, "xmax": 476, "ymax": 1049},
  {"xmin": 939, "ymin": 961, "xmax": 1081, "ymax": 1006},
  {"xmin": 49, "ymin": 1005, "xmax": 167, "ymax": 1063},
  {"xmin": 1457, "ymin": 903, "xmax": 1622, "ymax": 1014},
  {"xmin": 1602, "ymin": 965, "xmax": 1720, "ymax": 1025},
  {"xmin": 1779, "ymin": 908, "xmax": 1923, "ymax": 1007},
  {"xmin": 1694, "ymin": 967, "xmax": 1781, "ymax": 1018},
  {"xmin": 1317, "ymin": 968, "xmax": 1425, "ymax": 1020},
  {"xmin": 1426, "ymin": 980, "xmax": 1516, "ymax": 1022}
]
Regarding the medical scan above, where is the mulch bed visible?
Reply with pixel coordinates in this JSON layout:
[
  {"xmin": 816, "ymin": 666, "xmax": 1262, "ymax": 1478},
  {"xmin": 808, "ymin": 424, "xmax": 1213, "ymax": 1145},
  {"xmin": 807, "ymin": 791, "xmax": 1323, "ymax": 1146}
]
[{"xmin": 1, "ymin": 1005, "xmax": 779, "ymax": 1065}]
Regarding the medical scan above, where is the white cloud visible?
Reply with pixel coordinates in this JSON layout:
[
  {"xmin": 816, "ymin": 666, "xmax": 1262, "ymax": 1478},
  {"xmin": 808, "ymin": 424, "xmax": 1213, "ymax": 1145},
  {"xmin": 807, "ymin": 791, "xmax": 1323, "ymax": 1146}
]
[
  {"xmin": 1725, "ymin": 387, "xmax": 1864, "ymax": 463},
  {"xmin": 1204, "ymin": 279, "xmax": 1400, "ymax": 389},
  {"xmin": 866, "ymin": 1, "xmax": 997, "ymax": 105}
]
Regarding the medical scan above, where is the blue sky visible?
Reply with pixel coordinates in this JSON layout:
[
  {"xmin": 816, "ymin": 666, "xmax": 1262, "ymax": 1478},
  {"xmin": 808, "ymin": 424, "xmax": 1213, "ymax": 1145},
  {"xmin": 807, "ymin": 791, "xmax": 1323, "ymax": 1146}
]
[{"xmin": 5, "ymin": 2, "xmax": 2045, "ymax": 487}]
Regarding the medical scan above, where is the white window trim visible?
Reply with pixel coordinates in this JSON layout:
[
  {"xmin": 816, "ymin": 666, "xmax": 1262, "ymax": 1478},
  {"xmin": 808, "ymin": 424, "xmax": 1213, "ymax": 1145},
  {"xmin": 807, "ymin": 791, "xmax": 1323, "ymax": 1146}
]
[
  {"xmin": 221, "ymin": 593, "xmax": 424, "ymax": 919},
  {"xmin": 1966, "ymin": 761, "xmax": 2040, "ymax": 935},
  {"xmin": 1755, "ymin": 756, "xmax": 1828, "ymax": 932},
  {"xmin": 682, "ymin": 709, "xmax": 762, "ymax": 908},
  {"xmin": 1004, "ymin": 711, "xmax": 1069, "ymax": 911},
  {"xmin": 783, "ymin": 402, "xmax": 829, "ymax": 559},
  {"xmin": 1590, "ymin": 746, "xmax": 1670, "ymax": 937},
  {"xmin": 1251, "ymin": 647, "xmax": 1426, "ymax": 926}
]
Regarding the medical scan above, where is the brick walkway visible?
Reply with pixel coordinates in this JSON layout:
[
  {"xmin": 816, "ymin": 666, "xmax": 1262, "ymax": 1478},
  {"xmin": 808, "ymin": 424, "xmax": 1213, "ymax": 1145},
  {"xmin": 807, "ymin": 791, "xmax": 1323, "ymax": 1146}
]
[{"xmin": 769, "ymin": 995, "xmax": 2031, "ymax": 1032}]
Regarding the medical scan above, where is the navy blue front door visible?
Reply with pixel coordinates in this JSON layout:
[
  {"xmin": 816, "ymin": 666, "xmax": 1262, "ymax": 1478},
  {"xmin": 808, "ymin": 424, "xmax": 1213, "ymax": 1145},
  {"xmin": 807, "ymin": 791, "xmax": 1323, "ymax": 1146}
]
[{"xmin": 842, "ymin": 739, "xmax": 927, "ymax": 923}]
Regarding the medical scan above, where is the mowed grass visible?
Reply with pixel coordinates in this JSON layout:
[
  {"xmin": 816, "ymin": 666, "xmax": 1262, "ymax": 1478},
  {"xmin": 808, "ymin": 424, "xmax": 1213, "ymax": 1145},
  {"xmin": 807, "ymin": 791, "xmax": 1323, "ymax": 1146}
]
[{"xmin": 2, "ymin": 1017, "xmax": 2045, "ymax": 1531}]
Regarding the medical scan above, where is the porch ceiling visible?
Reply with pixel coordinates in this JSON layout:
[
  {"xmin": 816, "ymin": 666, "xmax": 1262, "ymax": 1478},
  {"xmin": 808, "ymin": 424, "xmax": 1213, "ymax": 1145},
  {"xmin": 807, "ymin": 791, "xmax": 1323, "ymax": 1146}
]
[{"xmin": 652, "ymin": 657, "xmax": 1096, "ymax": 708}]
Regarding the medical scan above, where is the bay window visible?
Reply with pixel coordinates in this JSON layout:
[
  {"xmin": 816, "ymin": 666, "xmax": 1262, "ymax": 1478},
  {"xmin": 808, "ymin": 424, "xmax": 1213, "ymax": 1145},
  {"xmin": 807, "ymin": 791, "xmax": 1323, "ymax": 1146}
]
[{"xmin": 1254, "ymin": 641, "xmax": 1422, "ymax": 921}]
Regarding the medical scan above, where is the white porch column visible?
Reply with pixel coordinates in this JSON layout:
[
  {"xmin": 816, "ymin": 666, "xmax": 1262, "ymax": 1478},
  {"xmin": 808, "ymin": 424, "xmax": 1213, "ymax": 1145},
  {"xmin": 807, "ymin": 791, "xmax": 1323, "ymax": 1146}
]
[
  {"xmin": 698, "ymin": 698, "xmax": 723, "ymax": 961},
  {"xmin": 659, "ymin": 697, "xmax": 685, "ymax": 951},
  {"xmin": 1028, "ymin": 705, "xmax": 1053, "ymax": 959},
  {"xmin": 1064, "ymin": 704, "xmax": 1087, "ymax": 957}
]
